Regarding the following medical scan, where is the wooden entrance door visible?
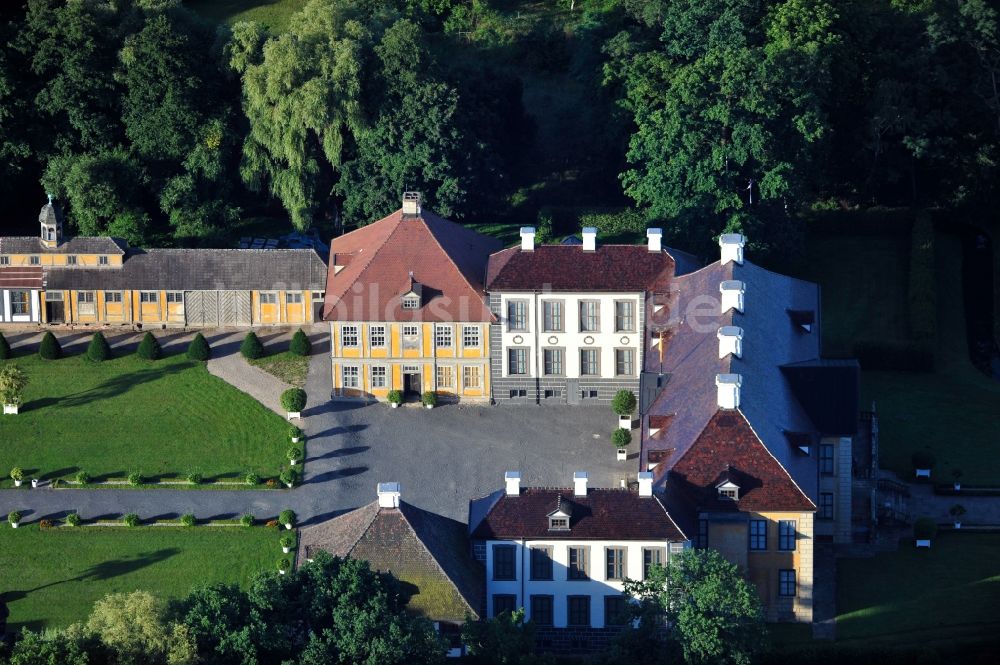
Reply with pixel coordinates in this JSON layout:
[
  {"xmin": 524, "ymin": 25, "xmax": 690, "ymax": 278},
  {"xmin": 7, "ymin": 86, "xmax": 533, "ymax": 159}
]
[{"xmin": 404, "ymin": 373, "xmax": 421, "ymax": 397}]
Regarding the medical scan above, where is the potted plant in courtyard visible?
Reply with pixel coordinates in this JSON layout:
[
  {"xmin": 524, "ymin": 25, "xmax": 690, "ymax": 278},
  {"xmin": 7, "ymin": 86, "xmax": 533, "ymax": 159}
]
[
  {"xmin": 287, "ymin": 446, "xmax": 303, "ymax": 466},
  {"xmin": 949, "ymin": 504, "xmax": 966, "ymax": 529},
  {"xmin": 277, "ymin": 558, "xmax": 291, "ymax": 575},
  {"xmin": 612, "ymin": 428, "xmax": 631, "ymax": 461},
  {"xmin": 612, "ymin": 390, "xmax": 637, "ymax": 430},
  {"xmin": 1, "ymin": 364, "xmax": 28, "ymax": 415},
  {"xmin": 281, "ymin": 388, "xmax": 306, "ymax": 420},
  {"xmin": 952, "ymin": 469, "xmax": 963, "ymax": 491},
  {"xmin": 912, "ymin": 450, "xmax": 935, "ymax": 479},
  {"xmin": 31, "ymin": 477, "xmax": 39, "ymax": 489},
  {"xmin": 279, "ymin": 509, "xmax": 296, "ymax": 530},
  {"xmin": 279, "ymin": 469, "xmax": 298, "ymax": 488},
  {"xmin": 388, "ymin": 390, "xmax": 402, "ymax": 408},
  {"xmin": 9, "ymin": 511, "xmax": 22, "ymax": 528},
  {"xmin": 289, "ymin": 425, "xmax": 303, "ymax": 443},
  {"xmin": 914, "ymin": 517, "xmax": 938, "ymax": 547},
  {"xmin": 280, "ymin": 534, "xmax": 296, "ymax": 554},
  {"xmin": 10, "ymin": 467, "xmax": 24, "ymax": 488},
  {"xmin": 422, "ymin": 391, "xmax": 437, "ymax": 409}
]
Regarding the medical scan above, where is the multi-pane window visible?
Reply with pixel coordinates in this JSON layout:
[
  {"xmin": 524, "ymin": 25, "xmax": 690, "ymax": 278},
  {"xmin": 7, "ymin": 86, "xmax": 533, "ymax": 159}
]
[
  {"xmin": 579, "ymin": 300, "xmax": 599, "ymax": 332},
  {"xmin": 402, "ymin": 324, "xmax": 419, "ymax": 337},
  {"xmin": 104, "ymin": 291, "xmax": 122, "ymax": 303},
  {"xmin": 530, "ymin": 547, "xmax": 553, "ymax": 580},
  {"xmin": 507, "ymin": 300, "xmax": 528, "ymax": 331},
  {"xmin": 530, "ymin": 595, "xmax": 553, "ymax": 626},
  {"xmin": 10, "ymin": 290, "xmax": 29, "ymax": 315},
  {"xmin": 779, "ymin": 570, "xmax": 797, "ymax": 597},
  {"xmin": 543, "ymin": 348, "xmax": 563, "ymax": 376},
  {"xmin": 0, "ymin": 256, "xmax": 9, "ymax": 265},
  {"xmin": 98, "ymin": 255, "xmax": 108, "ymax": 265},
  {"xmin": 493, "ymin": 595, "xmax": 517, "ymax": 616},
  {"xmin": 749, "ymin": 519, "xmax": 767, "ymax": 550},
  {"xmin": 342, "ymin": 366, "xmax": 359, "ymax": 388},
  {"xmin": 370, "ymin": 366, "xmax": 387, "ymax": 389},
  {"xmin": 542, "ymin": 300, "xmax": 563, "ymax": 332},
  {"xmin": 697, "ymin": 519, "xmax": 709, "ymax": 549},
  {"xmin": 567, "ymin": 596, "xmax": 590, "ymax": 627},
  {"xmin": 437, "ymin": 366, "xmax": 453, "ymax": 389},
  {"xmin": 820, "ymin": 493, "xmax": 834, "ymax": 520},
  {"xmin": 287, "ymin": 292, "xmax": 303, "ymax": 304},
  {"xmin": 401, "ymin": 295, "xmax": 420, "ymax": 309},
  {"xmin": 604, "ymin": 595, "xmax": 628, "ymax": 626},
  {"xmin": 615, "ymin": 349, "xmax": 635, "ymax": 376},
  {"xmin": 642, "ymin": 547, "xmax": 664, "ymax": 579},
  {"xmin": 166, "ymin": 292, "xmax": 183, "ymax": 303},
  {"xmin": 369, "ymin": 325, "xmax": 386, "ymax": 347},
  {"xmin": 568, "ymin": 546, "xmax": 589, "ymax": 580},
  {"xmin": 67, "ymin": 255, "xmax": 77, "ymax": 265},
  {"xmin": 435, "ymin": 324, "xmax": 452, "ymax": 348},
  {"xmin": 605, "ymin": 547, "xmax": 626, "ymax": 581},
  {"xmin": 140, "ymin": 291, "xmax": 158, "ymax": 303},
  {"xmin": 778, "ymin": 520, "xmax": 797, "ymax": 551},
  {"xmin": 342, "ymin": 325, "xmax": 359, "ymax": 347},
  {"xmin": 508, "ymin": 348, "xmax": 528, "ymax": 375},
  {"xmin": 78, "ymin": 291, "xmax": 95, "ymax": 303},
  {"xmin": 462, "ymin": 325, "xmax": 480, "ymax": 347},
  {"xmin": 820, "ymin": 444, "xmax": 834, "ymax": 475},
  {"xmin": 259, "ymin": 292, "xmax": 277, "ymax": 304},
  {"xmin": 493, "ymin": 545, "xmax": 516, "ymax": 580},
  {"xmin": 615, "ymin": 300, "xmax": 635, "ymax": 332},
  {"xmin": 29, "ymin": 256, "xmax": 40, "ymax": 265},
  {"xmin": 463, "ymin": 366, "xmax": 480, "ymax": 389},
  {"xmin": 580, "ymin": 348, "xmax": 599, "ymax": 375}
]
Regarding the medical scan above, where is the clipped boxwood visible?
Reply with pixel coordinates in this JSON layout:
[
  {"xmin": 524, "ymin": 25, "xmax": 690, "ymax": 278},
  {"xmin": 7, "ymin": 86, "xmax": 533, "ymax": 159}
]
[
  {"xmin": 280, "ymin": 534, "xmax": 296, "ymax": 549},
  {"xmin": 86, "ymin": 332, "xmax": 111, "ymax": 362},
  {"xmin": 279, "ymin": 469, "xmax": 299, "ymax": 487},
  {"xmin": 76, "ymin": 470, "xmax": 91, "ymax": 486},
  {"xmin": 289, "ymin": 329, "xmax": 311, "ymax": 356},
  {"xmin": 187, "ymin": 333, "xmax": 211, "ymax": 361},
  {"xmin": 38, "ymin": 332, "xmax": 62, "ymax": 360},
  {"xmin": 422, "ymin": 390, "xmax": 437, "ymax": 407},
  {"xmin": 387, "ymin": 390, "xmax": 403, "ymax": 405},
  {"xmin": 240, "ymin": 513, "xmax": 254, "ymax": 527},
  {"xmin": 245, "ymin": 472, "xmax": 260, "ymax": 486},
  {"xmin": 9, "ymin": 511, "xmax": 22, "ymax": 525},
  {"xmin": 277, "ymin": 557, "xmax": 291, "ymax": 572},
  {"xmin": 611, "ymin": 390, "xmax": 637, "ymax": 417},
  {"xmin": 240, "ymin": 331, "xmax": 265, "ymax": 360},
  {"xmin": 0, "ymin": 331, "xmax": 11, "ymax": 360},
  {"xmin": 65, "ymin": 513, "xmax": 81, "ymax": 527},
  {"xmin": 127, "ymin": 471, "xmax": 143, "ymax": 487},
  {"xmin": 122, "ymin": 513, "xmax": 140, "ymax": 527},
  {"xmin": 611, "ymin": 427, "xmax": 632, "ymax": 449},
  {"xmin": 913, "ymin": 517, "xmax": 938, "ymax": 540},
  {"xmin": 287, "ymin": 446, "xmax": 303, "ymax": 462},
  {"xmin": 180, "ymin": 513, "xmax": 196, "ymax": 527},
  {"xmin": 281, "ymin": 388, "xmax": 307, "ymax": 413},
  {"xmin": 136, "ymin": 332, "xmax": 161, "ymax": 360},
  {"xmin": 278, "ymin": 509, "xmax": 296, "ymax": 528},
  {"xmin": 187, "ymin": 472, "xmax": 202, "ymax": 485}
]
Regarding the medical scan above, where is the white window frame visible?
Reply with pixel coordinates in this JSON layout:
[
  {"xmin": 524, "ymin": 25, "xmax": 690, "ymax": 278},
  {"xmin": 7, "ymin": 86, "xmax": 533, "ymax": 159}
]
[
  {"xmin": 139, "ymin": 291, "xmax": 159, "ymax": 303},
  {"xmin": 370, "ymin": 366, "xmax": 387, "ymax": 389},
  {"xmin": 463, "ymin": 365, "xmax": 481, "ymax": 389},
  {"xmin": 437, "ymin": 365, "xmax": 453, "ymax": 389},
  {"xmin": 369, "ymin": 325, "xmax": 386, "ymax": 348},
  {"xmin": 462, "ymin": 325, "xmax": 480, "ymax": 348},
  {"xmin": 287, "ymin": 292, "xmax": 303, "ymax": 304},
  {"xmin": 341, "ymin": 325, "xmax": 360, "ymax": 348},
  {"xmin": 435, "ymin": 324, "xmax": 453, "ymax": 348},
  {"xmin": 342, "ymin": 366, "xmax": 360, "ymax": 389}
]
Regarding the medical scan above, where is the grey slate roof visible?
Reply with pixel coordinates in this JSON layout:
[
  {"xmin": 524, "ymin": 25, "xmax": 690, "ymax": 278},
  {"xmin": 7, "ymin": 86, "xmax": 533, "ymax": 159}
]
[
  {"xmin": 45, "ymin": 248, "xmax": 327, "ymax": 291},
  {"xmin": 644, "ymin": 260, "xmax": 824, "ymax": 502},
  {"xmin": 0, "ymin": 236, "xmax": 127, "ymax": 256}
]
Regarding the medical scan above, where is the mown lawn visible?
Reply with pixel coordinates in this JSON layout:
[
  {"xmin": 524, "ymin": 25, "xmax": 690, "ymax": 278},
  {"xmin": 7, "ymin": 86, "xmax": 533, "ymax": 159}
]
[
  {"xmin": 836, "ymin": 533, "xmax": 1000, "ymax": 646},
  {"xmin": 0, "ymin": 354, "xmax": 289, "ymax": 484},
  {"xmin": 0, "ymin": 524, "xmax": 278, "ymax": 634},
  {"xmin": 250, "ymin": 351, "xmax": 309, "ymax": 387},
  {"xmin": 185, "ymin": 0, "xmax": 307, "ymax": 32}
]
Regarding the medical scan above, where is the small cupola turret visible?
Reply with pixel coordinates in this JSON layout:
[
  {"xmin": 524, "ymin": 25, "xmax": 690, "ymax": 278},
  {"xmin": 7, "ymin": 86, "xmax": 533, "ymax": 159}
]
[{"xmin": 39, "ymin": 194, "xmax": 64, "ymax": 248}]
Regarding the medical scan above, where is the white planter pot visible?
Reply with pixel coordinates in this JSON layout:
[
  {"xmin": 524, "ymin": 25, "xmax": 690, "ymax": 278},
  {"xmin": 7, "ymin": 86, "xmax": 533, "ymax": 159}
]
[
  {"xmin": 278, "ymin": 569, "xmax": 286, "ymax": 575},
  {"xmin": 291, "ymin": 436, "xmax": 301, "ymax": 443},
  {"xmin": 616, "ymin": 449, "xmax": 627, "ymax": 461},
  {"xmin": 425, "ymin": 404, "xmax": 433, "ymax": 409},
  {"xmin": 286, "ymin": 411, "xmax": 301, "ymax": 421},
  {"xmin": 915, "ymin": 468, "xmax": 931, "ymax": 478},
  {"xmin": 285, "ymin": 523, "xmax": 293, "ymax": 530},
  {"xmin": 618, "ymin": 415, "xmax": 632, "ymax": 429},
  {"xmin": 13, "ymin": 479, "xmax": 22, "ymax": 487},
  {"xmin": 10, "ymin": 522, "xmax": 19, "ymax": 529},
  {"xmin": 289, "ymin": 459, "xmax": 298, "ymax": 466},
  {"xmin": 285, "ymin": 482, "xmax": 293, "ymax": 488},
  {"xmin": 916, "ymin": 539, "xmax": 931, "ymax": 548},
  {"xmin": 282, "ymin": 546, "xmax": 291, "ymax": 554},
  {"xmin": 954, "ymin": 483, "xmax": 961, "ymax": 491},
  {"xmin": 390, "ymin": 402, "xmax": 399, "ymax": 409},
  {"xmin": 954, "ymin": 522, "xmax": 962, "ymax": 529},
  {"xmin": 31, "ymin": 479, "xmax": 38, "ymax": 488},
  {"xmin": 3, "ymin": 404, "xmax": 19, "ymax": 415}
]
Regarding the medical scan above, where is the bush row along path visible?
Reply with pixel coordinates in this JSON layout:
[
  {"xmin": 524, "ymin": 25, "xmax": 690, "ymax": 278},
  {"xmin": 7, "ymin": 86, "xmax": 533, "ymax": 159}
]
[{"xmin": 0, "ymin": 326, "xmax": 353, "ymax": 527}]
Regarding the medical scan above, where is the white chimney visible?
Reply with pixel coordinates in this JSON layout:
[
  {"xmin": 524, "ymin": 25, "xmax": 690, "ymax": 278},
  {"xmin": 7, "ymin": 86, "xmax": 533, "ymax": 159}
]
[
  {"xmin": 573, "ymin": 471, "xmax": 589, "ymax": 497},
  {"xmin": 582, "ymin": 227, "xmax": 597, "ymax": 252},
  {"xmin": 646, "ymin": 228, "xmax": 663, "ymax": 252},
  {"xmin": 716, "ymin": 374, "xmax": 742, "ymax": 409},
  {"xmin": 504, "ymin": 470, "xmax": 521, "ymax": 496},
  {"xmin": 638, "ymin": 471, "xmax": 654, "ymax": 497},
  {"xmin": 402, "ymin": 191, "xmax": 422, "ymax": 215},
  {"xmin": 718, "ymin": 326, "xmax": 744, "ymax": 358},
  {"xmin": 719, "ymin": 233, "xmax": 745, "ymax": 265},
  {"xmin": 377, "ymin": 482, "xmax": 401, "ymax": 508},
  {"xmin": 720, "ymin": 280, "xmax": 745, "ymax": 314},
  {"xmin": 520, "ymin": 227, "xmax": 536, "ymax": 252}
]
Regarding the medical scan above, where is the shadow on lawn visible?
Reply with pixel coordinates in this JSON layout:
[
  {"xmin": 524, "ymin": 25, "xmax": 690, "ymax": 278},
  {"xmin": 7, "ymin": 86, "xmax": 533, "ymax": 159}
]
[{"xmin": 25, "ymin": 363, "xmax": 187, "ymax": 410}]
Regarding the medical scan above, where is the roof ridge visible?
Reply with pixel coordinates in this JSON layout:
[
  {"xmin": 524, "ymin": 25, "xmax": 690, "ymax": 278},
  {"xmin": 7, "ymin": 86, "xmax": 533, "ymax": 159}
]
[
  {"xmin": 347, "ymin": 501, "xmax": 384, "ymax": 555},
  {"xmin": 735, "ymin": 408, "xmax": 817, "ymax": 510},
  {"xmin": 653, "ymin": 493, "xmax": 689, "ymax": 541},
  {"xmin": 421, "ymin": 213, "xmax": 491, "ymax": 298},
  {"xmin": 329, "ymin": 211, "xmax": 404, "ymax": 303}
]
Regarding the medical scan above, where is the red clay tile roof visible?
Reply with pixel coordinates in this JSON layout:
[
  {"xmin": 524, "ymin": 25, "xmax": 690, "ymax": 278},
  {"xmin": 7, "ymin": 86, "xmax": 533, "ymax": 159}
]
[
  {"xmin": 324, "ymin": 208, "xmax": 501, "ymax": 322},
  {"xmin": 0, "ymin": 267, "xmax": 43, "ymax": 289},
  {"xmin": 667, "ymin": 410, "xmax": 815, "ymax": 512},
  {"xmin": 470, "ymin": 488, "xmax": 686, "ymax": 541},
  {"xmin": 486, "ymin": 245, "xmax": 675, "ymax": 292}
]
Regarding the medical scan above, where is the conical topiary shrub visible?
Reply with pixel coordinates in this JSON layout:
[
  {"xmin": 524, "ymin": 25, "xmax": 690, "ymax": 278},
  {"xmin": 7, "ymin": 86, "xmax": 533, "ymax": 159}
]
[
  {"xmin": 86, "ymin": 332, "xmax": 111, "ymax": 362},
  {"xmin": 38, "ymin": 332, "xmax": 62, "ymax": 360},
  {"xmin": 136, "ymin": 332, "xmax": 161, "ymax": 360},
  {"xmin": 187, "ymin": 333, "xmax": 211, "ymax": 361},
  {"xmin": 241, "ymin": 331, "xmax": 265, "ymax": 360},
  {"xmin": 0, "ymin": 332, "xmax": 11, "ymax": 360},
  {"xmin": 289, "ymin": 329, "xmax": 311, "ymax": 356}
]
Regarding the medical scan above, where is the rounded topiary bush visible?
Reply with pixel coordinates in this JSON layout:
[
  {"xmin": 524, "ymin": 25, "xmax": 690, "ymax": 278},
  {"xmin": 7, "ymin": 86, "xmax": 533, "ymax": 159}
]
[
  {"xmin": 38, "ymin": 332, "xmax": 62, "ymax": 360},
  {"xmin": 279, "ymin": 469, "xmax": 297, "ymax": 488},
  {"xmin": 241, "ymin": 513, "xmax": 254, "ymax": 527},
  {"xmin": 289, "ymin": 329, "xmax": 311, "ymax": 356},
  {"xmin": 86, "ymin": 332, "xmax": 111, "ymax": 362},
  {"xmin": 127, "ymin": 471, "xmax": 143, "ymax": 487},
  {"xmin": 136, "ymin": 332, "xmax": 161, "ymax": 360},
  {"xmin": 245, "ymin": 472, "xmax": 260, "ymax": 486},
  {"xmin": 66, "ymin": 513, "xmax": 81, "ymax": 527},
  {"xmin": 241, "ymin": 331, "xmax": 265, "ymax": 360},
  {"xmin": 187, "ymin": 333, "xmax": 211, "ymax": 361},
  {"xmin": 180, "ymin": 514, "xmax": 196, "ymax": 527},
  {"xmin": 279, "ymin": 509, "xmax": 296, "ymax": 528},
  {"xmin": 281, "ymin": 388, "xmax": 307, "ymax": 413},
  {"xmin": 0, "ymin": 332, "xmax": 11, "ymax": 360},
  {"xmin": 611, "ymin": 427, "xmax": 632, "ymax": 449},
  {"xmin": 422, "ymin": 390, "xmax": 437, "ymax": 407},
  {"xmin": 914, "ymin": 517, "xmax": 938, "ymax": 540},
  {"xmin": 611, "ymin": 390, "xmax": 637, "ymax": 417},
  {"xmin": 123, "ymin": 513, "xmax": 139, "ymax": 527}
]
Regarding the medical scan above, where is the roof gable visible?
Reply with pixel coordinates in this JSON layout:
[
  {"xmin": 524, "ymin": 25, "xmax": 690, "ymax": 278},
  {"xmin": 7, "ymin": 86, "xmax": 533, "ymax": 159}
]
[{"xmin": 486, "ymin": 244, "xmax": 675, "ymax": 292}]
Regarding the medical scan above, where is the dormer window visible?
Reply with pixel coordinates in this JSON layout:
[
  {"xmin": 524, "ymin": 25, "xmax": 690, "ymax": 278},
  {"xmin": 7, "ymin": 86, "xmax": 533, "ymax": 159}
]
[
  {"xmin": 401, "ymin": 295, "xmax": 420, "ymax": 309},
  {"xmin": 549, "ymin": 516, "xmax": 569, "ymax": 530},
  {"xmin": 717, "ymin": 480, "xmax": 740, "ymax": 501},
  {"xmin": 547, "ymin": 496, "xmax": 572, "ymax": 531},
  {"xmin": 400, "ymin": 272, "xmax": 422, "ymax": 309}
]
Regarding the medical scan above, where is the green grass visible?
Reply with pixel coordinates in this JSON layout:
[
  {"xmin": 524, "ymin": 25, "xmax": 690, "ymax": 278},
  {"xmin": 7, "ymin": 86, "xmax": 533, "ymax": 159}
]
[
  {"xmin": 185, "ymin": 0, "xmax": 307, "ymax": 32},
  {"xmin": 0, "ymin": 354, "xmax": 289, "ymax": 484},
  {"xmin": 836, "ymin": 533, "xmax": 1000, "ymax": 646},
  {"xmin": 0, "ymin": 524, "xmax": 278, "ymax": 634},
  {"xmin": 249, "ymin": 351, "xmax": 309, "ymax": 387}
]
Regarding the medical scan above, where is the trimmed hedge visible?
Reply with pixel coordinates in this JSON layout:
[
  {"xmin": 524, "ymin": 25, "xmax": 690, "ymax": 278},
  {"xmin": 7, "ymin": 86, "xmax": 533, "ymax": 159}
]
[
  {"xmin": 289, "ymin": 329, "xmax": 311, "ymax": 356},
  {"xmin": 240, "ymin": 331, "xmax": 265, "ymax": 360},
  {"xmin": 611, "ymin": 427, "xmax": 632, "ymax": 448},
  {"xmin": 853, "ymin": 339, "xmax": 934, "ymax": 371},
  {"xmin": 136, "ymin": 332, "xmax": 161, "ymax": 360},
  {"xmin": 0, "ymin": 332, "xmax": 11, "ymax": 359},
  {"xmin": 38, "ymin": 332, "xmax": 62, "ymax": 360},
  {"xmin": 86, "ymin": 332, "xmax": 111, "ymax": 362},
  {"xmin": 611, "ymin": 389, "xmax": 637, "ymax": 417},
  {"xmin": 187, "ymin": 333, "xmax": 211, "ymax": 361},
  {"xmin": 280, "ymin": 388, "xmax": 307, "ymax": 412}
]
